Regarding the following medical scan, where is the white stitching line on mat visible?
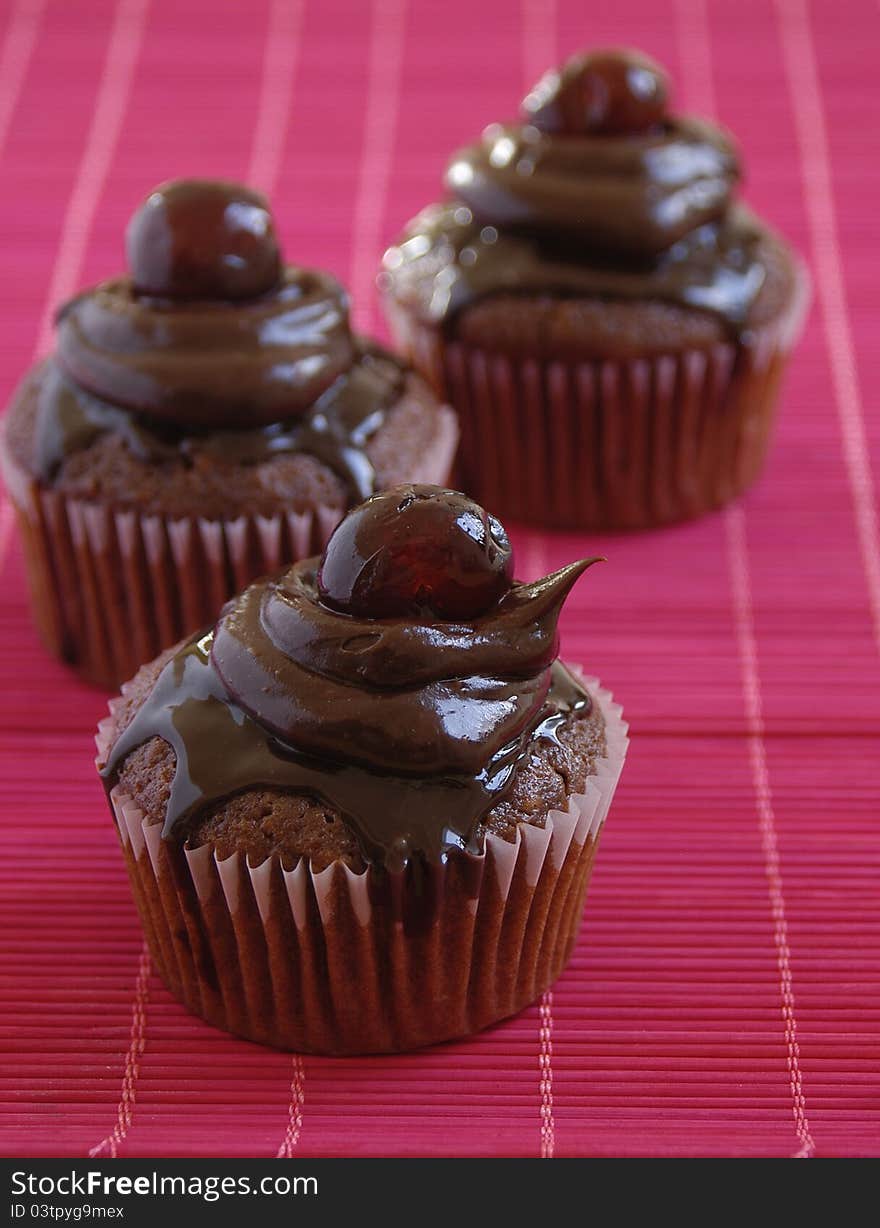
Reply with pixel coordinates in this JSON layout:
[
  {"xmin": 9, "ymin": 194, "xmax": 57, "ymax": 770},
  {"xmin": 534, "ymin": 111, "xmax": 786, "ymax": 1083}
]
[
  {"xmin": 538, "ymin": 991, "xmax": 555, "ymax": 1159},
  {"xmin": 33, "ymin": 0, "xmax": 150, "ymax": 359},
  {"xmin": 247, "ymin": 0, "xmax": 305, "ymax": 192},
  {"xmin": 89, "ymin": 942, "xmax": 151, "ymax": 1159},
  {"xmin": 521, "ymin": 0, "xmax": 558, "ymax": 1157},
  {"xmin": 348, "ymin": 0, "xmax": 408, "ymax": 335},
  {"xmin": 777, "ymin": 0, "xmax": 880, "ymax": 659},
  {"xmin": 0, "ymin": 0, "xmax": 46, "ymax": 158},
  {"xmin": 726, "ymin": 509, "xmax": 816, "ymax": 1158},
  {"xmin": 519, "ymin": 531, "xmax": 558, "ymax": 1158},
  {"xmin": 275, "ymin": 1054, "xmax": 307, "ymax": 1159},
  {"xmin": 675, "ymin": 0, "xmax": 815, "ymax": 1160}
]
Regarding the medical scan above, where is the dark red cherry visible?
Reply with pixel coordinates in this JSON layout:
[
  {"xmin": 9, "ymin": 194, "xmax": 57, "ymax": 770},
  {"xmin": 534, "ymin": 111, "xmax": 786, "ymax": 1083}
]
[
  {"xmin": 317, "ymin": 485, "xmax": 514, "ymax": 621},
  {"xmin": 523, "ymin": 48, "xmax": 669, "ymax": 136},
  {"xmin": 126, "ymin": 179, "xmax": 282, "ymax": 300}
]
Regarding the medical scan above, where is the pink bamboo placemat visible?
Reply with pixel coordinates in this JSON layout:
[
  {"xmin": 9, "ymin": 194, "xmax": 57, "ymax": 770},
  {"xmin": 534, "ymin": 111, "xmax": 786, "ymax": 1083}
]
[{"xmin": 0, "ymin": 0, "xmax": 877, "ymax": 1158}]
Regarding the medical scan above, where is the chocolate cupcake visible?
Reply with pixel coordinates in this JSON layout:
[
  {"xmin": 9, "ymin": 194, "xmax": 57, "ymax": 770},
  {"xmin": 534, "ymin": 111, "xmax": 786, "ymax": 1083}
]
[
  {"xmin": 1, "ymin": 180, "xmax": 457, "ymax": 689},
  {"xmin": 95, "ymin": 485, "xmax": 627, "ymax": 1054},
  {"xmin": 381, "ymin": 49, "xmax": 808, "ymax": 529}
]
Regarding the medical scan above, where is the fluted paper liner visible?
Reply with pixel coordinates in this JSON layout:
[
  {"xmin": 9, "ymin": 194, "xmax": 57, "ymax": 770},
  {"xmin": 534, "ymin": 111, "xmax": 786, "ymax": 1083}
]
[
  {"xmin": 96, "ymin": 669, "xmax": 628, "ymax": 1054},
  {"xmin": 0, "ymin": 406, "xmax": 458, "ymax": 690},
  {"xmin": 384, "ymin": 261, "xmax": 809, "ymax": 530}
]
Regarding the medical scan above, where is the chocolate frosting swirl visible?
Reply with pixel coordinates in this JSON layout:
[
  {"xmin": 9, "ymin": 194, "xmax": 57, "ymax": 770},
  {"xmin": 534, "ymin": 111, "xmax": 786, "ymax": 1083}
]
[
  {"xmin": 211, "ymin": 556, "xmax": 594, "ymax": 774},
  {"xmin": 101, "ymin": 548, "xmax": 598, "ymax": 872},
  {"xmin": 446, "ymin": 116, "xmax": 738, "ymax": 257},
  {"xmin": 55, "ymin": 267, "xmax": 355, "ymax": 428},
  {"xmin": 382, "ymin": 49, "xmax": 773, "ymax": 335}
]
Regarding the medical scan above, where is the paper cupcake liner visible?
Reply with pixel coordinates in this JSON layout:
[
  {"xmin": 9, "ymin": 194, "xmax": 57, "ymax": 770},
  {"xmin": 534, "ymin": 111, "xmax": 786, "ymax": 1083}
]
[
  {"xmin": 385, "ymin": 262, "xmax": 809, "ymax": 530},
  {"xmin": 96, "ymin": 670, "xmax": 628, "ymax": 1055},
  {"xmin": 0, "ymin": 407, "xmax": 458, "ymax": 690}
]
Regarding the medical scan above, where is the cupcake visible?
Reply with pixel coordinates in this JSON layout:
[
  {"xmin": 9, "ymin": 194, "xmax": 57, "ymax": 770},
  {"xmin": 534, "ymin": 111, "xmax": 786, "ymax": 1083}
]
[
  {"xmin": 1, "ymin": 180, "xmax": 458, "ymax": 689},
  {"xmin": 381, "ymin": 49, "xmax": 808, "ymax": 529},
  {"xmin": 96, "ymin": 484, "xmax": 627, "ymax": 1054}
]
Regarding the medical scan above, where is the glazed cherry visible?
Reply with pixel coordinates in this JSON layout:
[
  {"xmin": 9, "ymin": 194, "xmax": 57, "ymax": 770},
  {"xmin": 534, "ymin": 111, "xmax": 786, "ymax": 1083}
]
[
  {"xmin": 126, "ymin": 179, "xmax": 282, "ymax": 300},
  {"xmin": 317, "ymin": 485, "xmax": 514, "ymax": 621},
  {"xmin": 523, "ymin": 48, "xmax": 669, "ymax": 137}
]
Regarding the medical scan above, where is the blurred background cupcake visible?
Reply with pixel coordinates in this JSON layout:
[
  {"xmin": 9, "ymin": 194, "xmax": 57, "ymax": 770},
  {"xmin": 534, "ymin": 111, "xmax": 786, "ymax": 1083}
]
[
  {"xmin": 381, "ymin": 48, "xmax": 808, "ymax": 531},
  {"xmin": 0, "ymin": 180, "xmax": 457, "ymax": 690}
]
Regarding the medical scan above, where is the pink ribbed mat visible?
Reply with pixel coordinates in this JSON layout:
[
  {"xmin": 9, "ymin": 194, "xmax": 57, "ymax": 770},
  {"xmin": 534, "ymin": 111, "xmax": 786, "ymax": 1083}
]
[{"xmin": 0, "ymin": 0, "xmax": 878, "ymax": 1159}]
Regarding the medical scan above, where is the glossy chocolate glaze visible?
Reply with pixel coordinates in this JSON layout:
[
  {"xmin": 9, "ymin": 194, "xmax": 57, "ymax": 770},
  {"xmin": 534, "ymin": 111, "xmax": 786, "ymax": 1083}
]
[
  {"xmin": 382, "ymin": 49, "xmax": 770, "ymax": 337},
  {"xmin": 32, "ymin": 180, "xmax": 405, "ymax": 496},
  {"xmin": 386, "ymin": 202, "xmax": 766, "ymax": 333},
  {"xmin": 101, "ymin": 561, "xmax": 595, "ymax": 872},
  {"xmin": 34, "ymin": 347, "xmax": 402, "ymax": 502}
]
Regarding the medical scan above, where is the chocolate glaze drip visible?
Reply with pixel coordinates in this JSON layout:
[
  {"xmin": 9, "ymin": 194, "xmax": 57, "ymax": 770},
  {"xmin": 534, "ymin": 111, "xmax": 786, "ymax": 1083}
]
[
  {"xmin": 387, "ymin": 202, "xmax": 766, "ymax": 333},
  {"xmin": 100, "ymin": 563, "xmax": 595, "ymax": 872},
  {"xmin": 382, "ymin": 49, "xmax": 770, "ymax": 336},
  {"xmin": 33, "ymin": 346, "xmax": 403, "ymax": 501}
]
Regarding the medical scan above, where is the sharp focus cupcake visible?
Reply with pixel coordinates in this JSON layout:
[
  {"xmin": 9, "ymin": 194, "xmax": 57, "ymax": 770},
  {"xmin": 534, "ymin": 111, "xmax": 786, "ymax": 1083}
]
[
  {"xmin": 381, "ymin": 48, "xmax": 808, "ymax": 530},
  {"xmin": 1, "ymin": 180, "xmax": 458, "ymax": 689},
  {"xmin": 95, "ymin": 484, "xmax": 627, "ymax": 1054}
]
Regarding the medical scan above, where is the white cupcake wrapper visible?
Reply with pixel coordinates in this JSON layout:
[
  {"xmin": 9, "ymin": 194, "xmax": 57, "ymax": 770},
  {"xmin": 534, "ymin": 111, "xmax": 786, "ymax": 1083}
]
[
  {"xmin": 96, "ymin": 670, "xmax": 627, "ymax": 1054},
  {"xmin": 1, "ymin": 405, "xmax": 459, "ymax": 689}
]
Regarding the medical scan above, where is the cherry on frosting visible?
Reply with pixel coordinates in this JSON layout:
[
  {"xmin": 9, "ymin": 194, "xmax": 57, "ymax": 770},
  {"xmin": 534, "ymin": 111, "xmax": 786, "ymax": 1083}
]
[
  {"xmin": 317, "ymin": 485, "xmax": 514, "ymax": 621},
  {"xmin": 126, "ymin": 179, "xmax": 282, "ymax": 300},
  {"xmin": 522, "ymin": 48, "xmax": 669, "ymax": 136}
]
